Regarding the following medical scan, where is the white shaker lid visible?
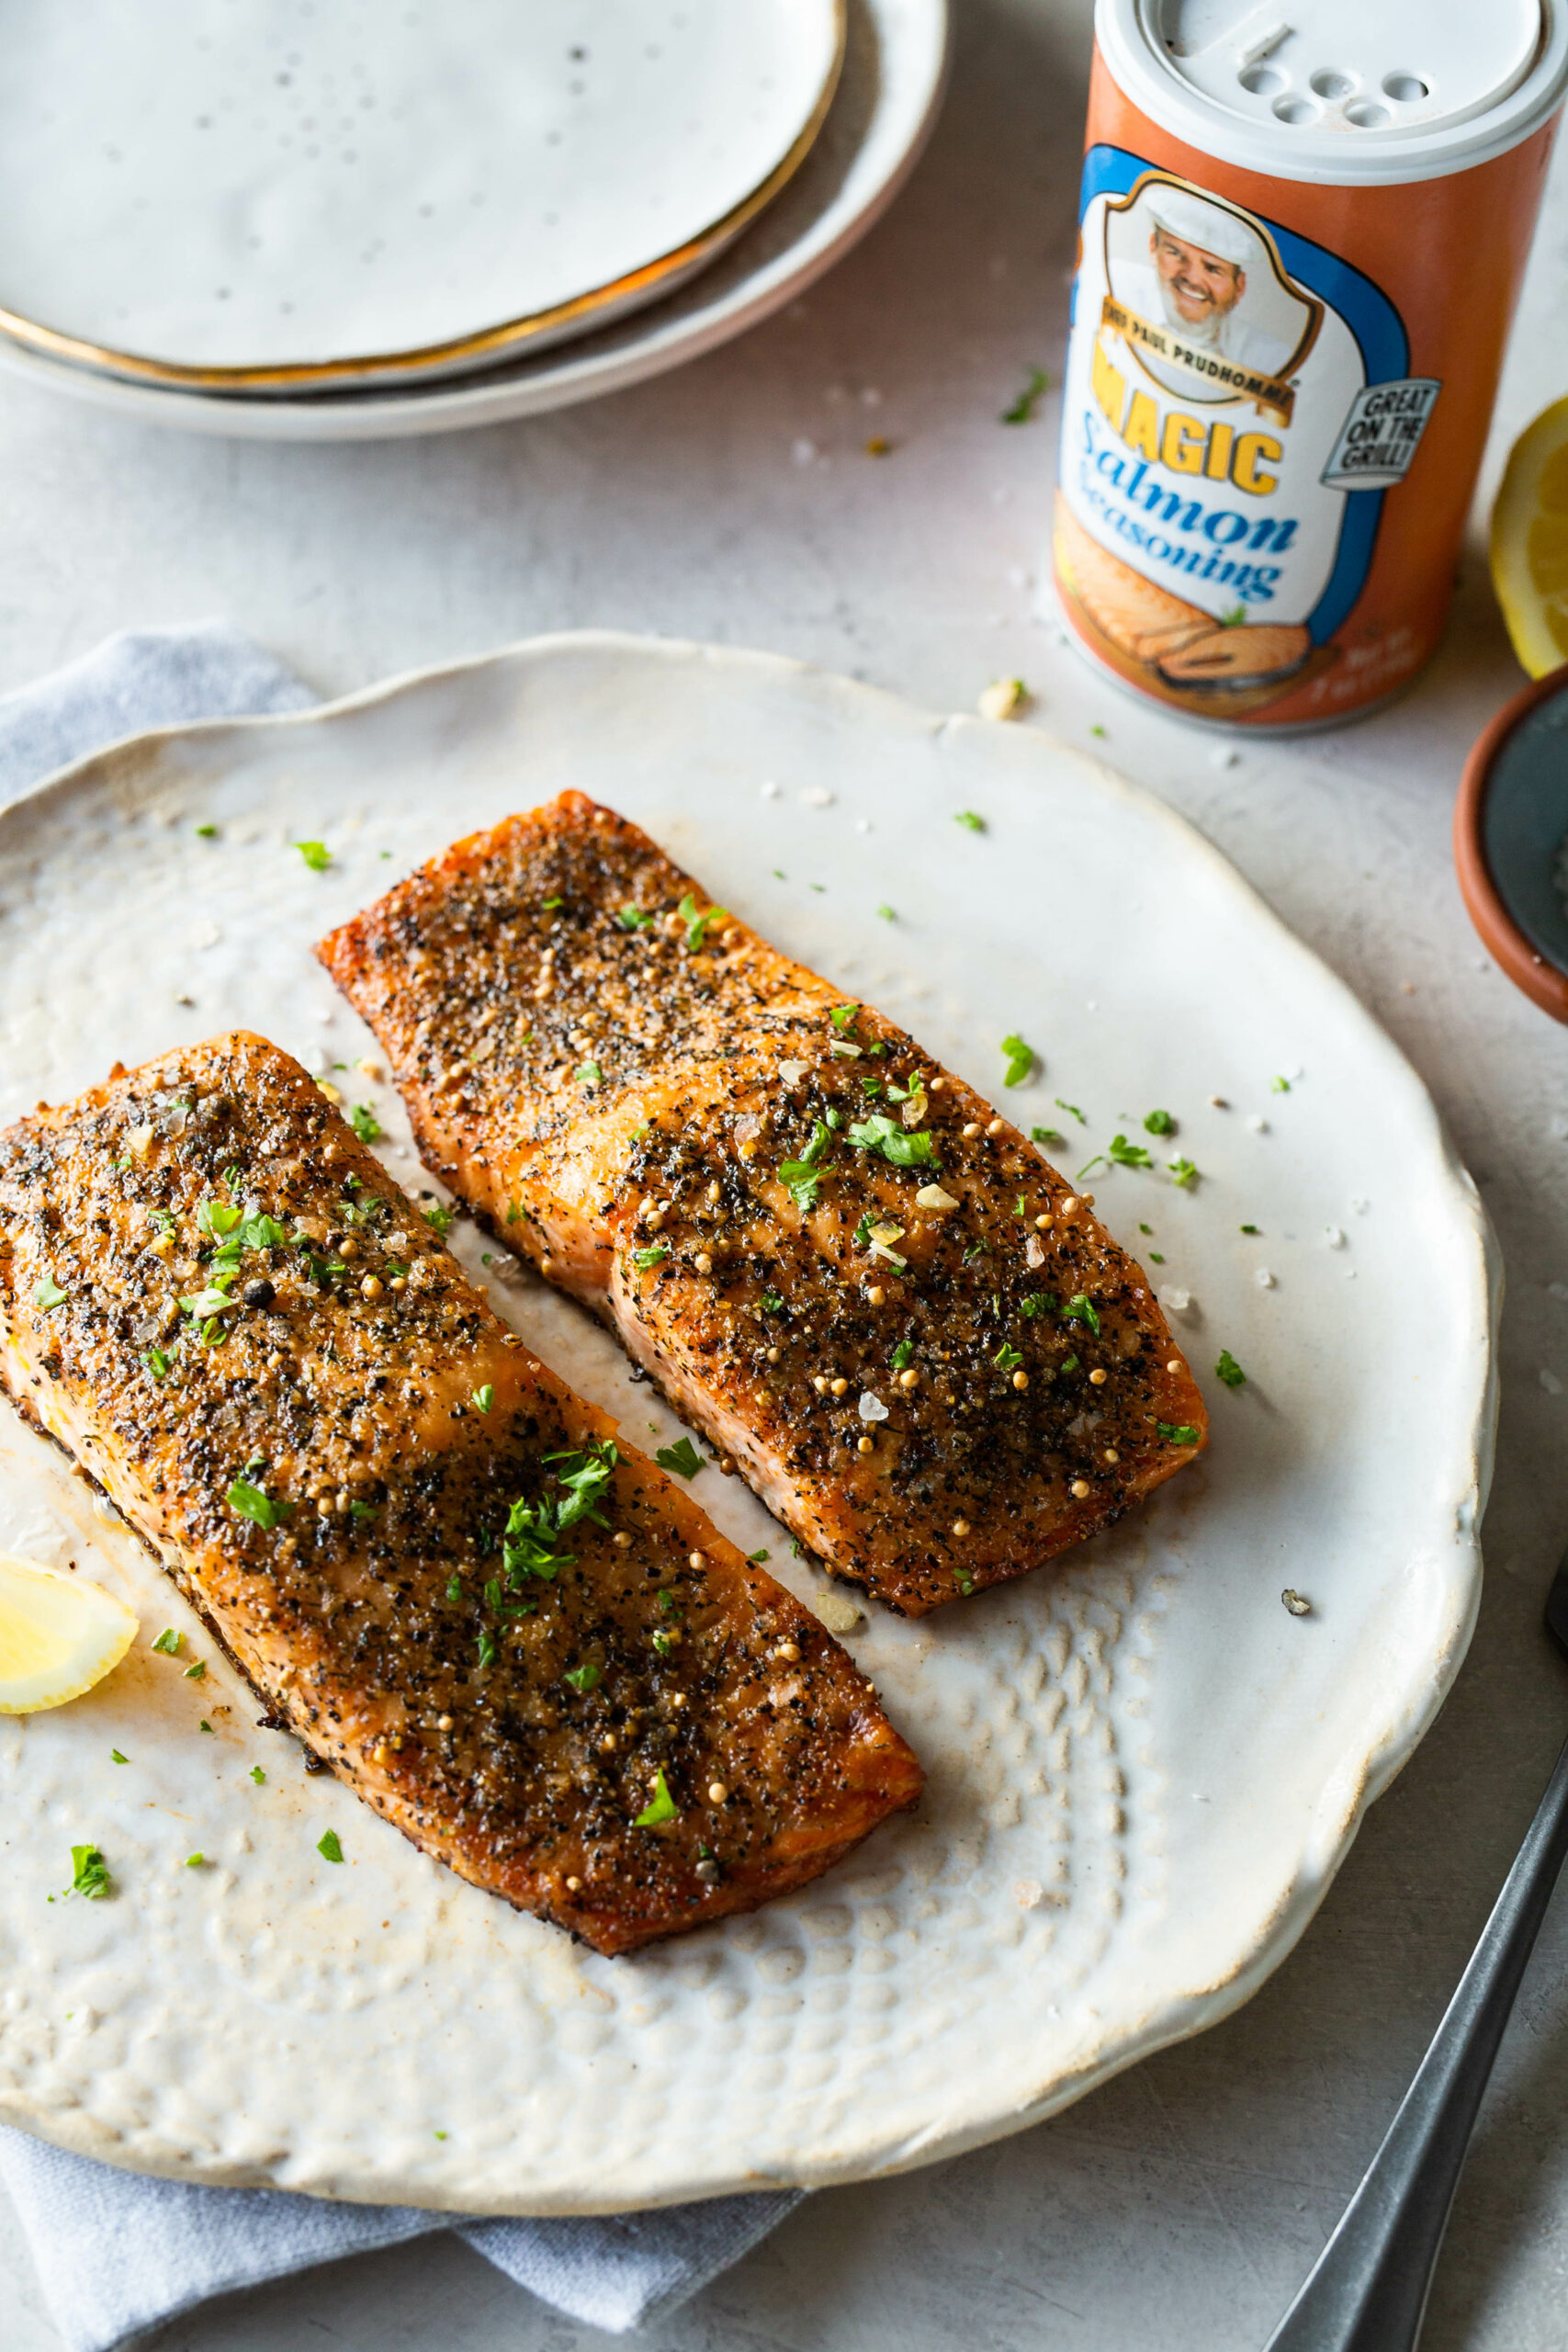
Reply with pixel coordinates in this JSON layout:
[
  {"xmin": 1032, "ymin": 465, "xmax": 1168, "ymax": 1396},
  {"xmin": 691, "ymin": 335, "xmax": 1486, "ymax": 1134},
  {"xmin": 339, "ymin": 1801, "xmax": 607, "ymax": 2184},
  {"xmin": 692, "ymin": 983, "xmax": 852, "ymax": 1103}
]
[{"xmin": 1096, "ymin": 0, "xmax": 1568, "ymax": 181}]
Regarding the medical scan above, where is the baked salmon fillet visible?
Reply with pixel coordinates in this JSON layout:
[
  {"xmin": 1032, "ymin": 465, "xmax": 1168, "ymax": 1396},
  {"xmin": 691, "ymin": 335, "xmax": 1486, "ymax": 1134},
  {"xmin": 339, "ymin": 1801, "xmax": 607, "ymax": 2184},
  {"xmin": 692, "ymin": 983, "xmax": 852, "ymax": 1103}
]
[
  {"xmin": 317, "ymin": 794, "xmax": 1208, "ymax": 1616},
  {"xmin": 0, "ymin": 1033, "xmax": 921, "ymax": 1953}
]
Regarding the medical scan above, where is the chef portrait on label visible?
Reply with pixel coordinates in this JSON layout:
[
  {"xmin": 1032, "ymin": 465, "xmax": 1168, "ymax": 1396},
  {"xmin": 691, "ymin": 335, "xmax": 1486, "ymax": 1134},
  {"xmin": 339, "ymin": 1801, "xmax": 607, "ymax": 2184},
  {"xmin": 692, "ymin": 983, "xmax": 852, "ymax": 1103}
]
[{"xmin": 1107, "ymin": 183, "xmax": 1310, "ymax": 400}]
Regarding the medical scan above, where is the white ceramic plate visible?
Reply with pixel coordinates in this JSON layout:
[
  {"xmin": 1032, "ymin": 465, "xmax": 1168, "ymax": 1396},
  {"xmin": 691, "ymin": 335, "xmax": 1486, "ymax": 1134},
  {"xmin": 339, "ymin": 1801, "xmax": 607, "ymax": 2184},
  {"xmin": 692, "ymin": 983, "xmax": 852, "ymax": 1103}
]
[
  {"xmin": 0, "ymin": 635, "xmax": 1495, "ymax": 2214},
  {"xmin": 0, "ymin": 0, "xmax": 946, "ymax": 437},
  {"xmin": 0, "ymin": 0, "xmax": 842, "ymax": 390}
]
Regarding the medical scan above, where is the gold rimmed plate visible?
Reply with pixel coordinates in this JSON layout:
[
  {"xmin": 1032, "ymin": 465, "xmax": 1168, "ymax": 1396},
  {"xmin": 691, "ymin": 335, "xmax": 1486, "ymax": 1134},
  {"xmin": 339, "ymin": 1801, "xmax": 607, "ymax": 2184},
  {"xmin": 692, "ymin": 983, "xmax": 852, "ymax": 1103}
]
[{"xmin": 0, "ymin": 0, "xmax": 844, "ymax": 393}]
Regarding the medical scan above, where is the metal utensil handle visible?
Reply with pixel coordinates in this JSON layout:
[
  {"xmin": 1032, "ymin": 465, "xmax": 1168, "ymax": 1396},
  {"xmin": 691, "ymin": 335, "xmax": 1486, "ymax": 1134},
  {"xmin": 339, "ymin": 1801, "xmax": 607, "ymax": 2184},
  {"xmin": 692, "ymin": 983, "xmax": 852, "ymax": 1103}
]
[{"xmin": 1264, "ymin": 1726, "xmax": 1568, "ymax": 2352}]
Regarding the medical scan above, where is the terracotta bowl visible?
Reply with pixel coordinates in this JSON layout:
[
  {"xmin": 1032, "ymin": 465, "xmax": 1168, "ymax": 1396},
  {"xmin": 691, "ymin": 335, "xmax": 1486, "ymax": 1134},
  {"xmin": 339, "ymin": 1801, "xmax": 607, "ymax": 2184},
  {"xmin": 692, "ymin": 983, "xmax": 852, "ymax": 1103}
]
[{"xmin": 1455, "ymin": 663, "xmax": 1568, "ymax": 1023}]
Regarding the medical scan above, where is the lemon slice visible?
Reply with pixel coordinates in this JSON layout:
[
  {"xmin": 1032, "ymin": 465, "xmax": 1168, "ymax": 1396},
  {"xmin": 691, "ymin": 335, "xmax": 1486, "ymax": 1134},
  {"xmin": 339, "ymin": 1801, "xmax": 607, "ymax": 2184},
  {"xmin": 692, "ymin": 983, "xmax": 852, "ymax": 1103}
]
[
  {"xmin": 0, "ymin": 1552, "xmax": 138, "ymax": 1713},
  {"xmin": 1491, "ymin": 394, "xmax": 1568, "ymax": 678}
]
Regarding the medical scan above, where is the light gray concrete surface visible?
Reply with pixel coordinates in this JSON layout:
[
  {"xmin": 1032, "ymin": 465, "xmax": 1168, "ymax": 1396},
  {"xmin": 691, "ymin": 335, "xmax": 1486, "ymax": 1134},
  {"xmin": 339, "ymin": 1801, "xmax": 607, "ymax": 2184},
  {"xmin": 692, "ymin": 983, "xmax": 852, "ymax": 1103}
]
[{"xmin": 7, "ymin": 3, "xmax": 1568, "ymax": 2346}]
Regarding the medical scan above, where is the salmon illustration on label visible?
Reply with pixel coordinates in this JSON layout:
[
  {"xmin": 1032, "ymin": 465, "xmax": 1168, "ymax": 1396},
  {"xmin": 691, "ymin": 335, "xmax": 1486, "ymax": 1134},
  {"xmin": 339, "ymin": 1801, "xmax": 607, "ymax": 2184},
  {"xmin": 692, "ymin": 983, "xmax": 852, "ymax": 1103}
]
[{"xmin": 1058, "ymin": 161, "xmax": 1436, "ymax": 715}]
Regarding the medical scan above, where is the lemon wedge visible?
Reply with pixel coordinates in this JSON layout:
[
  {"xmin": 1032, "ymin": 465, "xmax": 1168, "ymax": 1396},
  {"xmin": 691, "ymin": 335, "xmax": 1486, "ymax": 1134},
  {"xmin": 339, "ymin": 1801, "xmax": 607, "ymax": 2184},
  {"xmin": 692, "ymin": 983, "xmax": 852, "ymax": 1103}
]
[
  {"xmin": 0, "ymin": 1553, "xmax": 138, "ymax": 1713},
  {"xmin": 1491, "ymin": 394, "xmax": 1568, "ymax": 677}
]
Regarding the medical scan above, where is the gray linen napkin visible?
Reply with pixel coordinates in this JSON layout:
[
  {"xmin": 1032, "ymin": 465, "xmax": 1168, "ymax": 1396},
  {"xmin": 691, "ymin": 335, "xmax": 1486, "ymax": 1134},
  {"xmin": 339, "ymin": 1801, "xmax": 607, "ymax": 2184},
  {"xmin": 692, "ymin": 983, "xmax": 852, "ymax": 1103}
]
[{"xmin": 0, "ymin": 623, "xmax": 802, "ymax": 2351}]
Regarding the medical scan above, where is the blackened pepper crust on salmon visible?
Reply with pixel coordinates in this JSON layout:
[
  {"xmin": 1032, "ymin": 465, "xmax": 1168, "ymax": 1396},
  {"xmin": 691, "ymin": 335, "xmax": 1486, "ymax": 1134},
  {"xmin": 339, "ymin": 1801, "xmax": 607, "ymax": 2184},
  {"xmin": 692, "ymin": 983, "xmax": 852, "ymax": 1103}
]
[
  {"xmin": 316, "ymin": 793, "xmax": 1210, "ymax": 1616},
  {"xmin": 0, "ymin": 1033, "xmax": 921, "ymax": 1953}
]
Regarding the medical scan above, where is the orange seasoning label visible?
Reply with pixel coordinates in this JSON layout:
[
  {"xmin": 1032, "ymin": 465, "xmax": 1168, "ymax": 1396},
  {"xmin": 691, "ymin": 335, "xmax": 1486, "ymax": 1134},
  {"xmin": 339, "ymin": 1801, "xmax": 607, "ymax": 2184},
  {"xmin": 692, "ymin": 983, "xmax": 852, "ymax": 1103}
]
[{"xmin": 1055, "ymin": 51, "xmax": 1559, "ymax": 728}]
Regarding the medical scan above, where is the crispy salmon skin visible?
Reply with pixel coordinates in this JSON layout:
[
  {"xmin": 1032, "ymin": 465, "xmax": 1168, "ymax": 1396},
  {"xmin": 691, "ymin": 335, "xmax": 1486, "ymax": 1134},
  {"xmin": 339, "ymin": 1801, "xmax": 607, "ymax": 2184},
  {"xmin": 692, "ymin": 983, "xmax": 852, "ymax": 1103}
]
[
  {"xmin": 0, "ymin": 1034, "xmax": 921, "ymax": 1952},
  {"xmin": 317, "ymin": 794, "xmax": 1208, "ymax": 1616}
]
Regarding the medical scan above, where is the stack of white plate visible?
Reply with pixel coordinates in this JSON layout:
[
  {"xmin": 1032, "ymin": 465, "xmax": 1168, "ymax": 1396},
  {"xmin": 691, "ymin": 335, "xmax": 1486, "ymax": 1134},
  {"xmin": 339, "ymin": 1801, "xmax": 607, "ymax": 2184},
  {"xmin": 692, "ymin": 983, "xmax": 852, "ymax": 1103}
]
[{"xmin": 0, "ymin": 0, "xmax": 947, "ymax": 439}]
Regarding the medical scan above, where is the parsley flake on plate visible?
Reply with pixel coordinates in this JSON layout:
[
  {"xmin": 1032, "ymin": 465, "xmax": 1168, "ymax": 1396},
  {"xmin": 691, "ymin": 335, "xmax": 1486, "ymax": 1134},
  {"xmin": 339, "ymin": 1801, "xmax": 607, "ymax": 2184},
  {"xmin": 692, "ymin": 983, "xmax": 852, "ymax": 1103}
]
[
  {"xmin": 67, "ymin": 1846, "xmax": 111, "ymax": 1901},
  {"xmin": 151, "ymin": 1627, "xmax": 183, "ymax": 1656},
  {"xmin": 1055, "ymin": 1098, "xmax": 1087, "ymax": 1126},
  {"xmin": 877, "ymin": 903, "xmax": 897, "ymax": 922},
  {"xmin": 994, "ymin": 1341, "xmax": 1023, "ymax": 1372},
  {"xmin": 1143, "ymin": 1109, "xmax": 1175, "ymax": 1136},
  {"xmin": 1215, "ymin": 1350, "xmax": 1247, "ymax": 1388},
  {"xmin": 1000, "ymin": 1034, "xmax": 1034, "ymax": 1088},
  {"xmin": 33, "ymin": 1276, "xmax": 67, "ymax": 1311},
  {"xmin": 655, "ymin": 1437, "xmax": 705, "ymax": 1480},
  {"xmin": 317, "ymin": 1830, "xmax": 344, "ymax": 1863},
  {"xmin": 635, "ymin": 1769, "xmax": 679, "ymax": 1827},
  {"xmin": 471, "ymin": 1384, "xmax": 494, "ymax": 1415},
  {"xmin": 1108, "ymin": 1134, "xmax": 1153, "ymax": 1169},
  {"xmin": 633, "ymin": 1243, "xmax": 671, "ymax": 1270},
  {"xmin": 563, "ymin": 1664, "xmax": 602, "ymax": 1695},
  {"xmin": 1032, "ymin": 1125, "xmax": 1064, "ymax": 1146},
  {"xmin": 423, "ymin": 1202, "xmax": 457, "ymax": 1237},
  {"xmin": 1168, "ymin": 1157, "xmax": 1200, "ymax": 1190},
  {"xmin": 1063, "ymin": 1293, "xmax": 1100, "ymax": 1336},
  {"xmin": 1271, "ymin": 1075, "xmax": 1292, "ymax": 1093},
  {"xmin": 294, "ymin": 840, "xmax": 332, "ymax": 873},
  {"xmin": 110, "ymin": 1749, "xmax": 129, "ymax": 1765},
  {"xmin": 953, "ymin": 810, "xmax": 986, "ymax": 833},
  {"xmin": 349, "ymin": 1103, "xmax": 382, "ymax": 1145},
  {"xmin": 194, "ymin": 822, "xmax": 218, "ymax": 838},
  {"xmin": 615, "ymin": 902, "xmax": 652, "ymax": 931},
  {"xmin": 678, "ymin": 893, "xmax": 725, "ymax": 951},
  {"xmin": 748, "ymin": 1548, "xmax": 771, "ymax": 1563},
  {"xmin": 1158, "ymin": 1421, "xmax": 1201, "ymax": 1445},
  {"xmin": 249, "ymin": 1766, "xmax": 265, "ymax": 1785},
  {"xmin": 184, "ymin": 1660, "xmax": 206, "ymax": 1681}
]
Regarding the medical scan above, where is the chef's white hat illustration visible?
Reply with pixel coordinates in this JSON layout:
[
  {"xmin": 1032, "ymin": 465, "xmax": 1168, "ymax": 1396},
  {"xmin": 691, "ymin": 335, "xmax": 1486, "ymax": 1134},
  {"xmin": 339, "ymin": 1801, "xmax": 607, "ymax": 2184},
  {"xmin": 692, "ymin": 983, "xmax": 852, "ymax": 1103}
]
[{"xmin": 1145, "ymin": 186, "xmax": 1259, "ymax": 270}]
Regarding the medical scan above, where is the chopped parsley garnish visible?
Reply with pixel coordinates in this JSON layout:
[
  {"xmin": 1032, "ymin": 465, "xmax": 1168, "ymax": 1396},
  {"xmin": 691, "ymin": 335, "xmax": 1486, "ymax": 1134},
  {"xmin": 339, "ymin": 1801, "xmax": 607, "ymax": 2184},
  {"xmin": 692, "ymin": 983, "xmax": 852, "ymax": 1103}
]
[
  {"xmin": 563, "ymin": 1664, "xmax": 602, "ymax": 1695},
  {"xmin": 250, "ymin": 1766, "xmax": 266, "ymax": 1784},
  {"xmin": 506, "ymin": 1201, "xmax": 521, "ymax": 1224},
  {"xmin": 197, "ymin": 1196, "xmax": 243, "ymax": 1238},
  {"xmin": 1089, "ymin": 724, "xmax": 1106, "ymax": 740},
  {"xmin": 1063, "ymin": 1293, "xmax": 1100, "ymax": 1336},
  {"xmin": 317, "ymin": 1830, "xmax": 344, "ymax": 1863},
  {"xmin": 778, "ymin": 1120, "xmax": 835, "ymax": 1209},
  {"xmin": 650, "ymin": 1628, "xmax": 675, "ymax": 1658},
  {"xmin": 655, "ymin": 1437, "xmax": 705, "ymax": 1480},
  {"xmin": 994, "ymin": 1341, "xmax": 1023, "ymax": 1372},
  {"xmin": 349, "ymin": 1103, "xmax": 382, "ymax": 1144},
  {"xmin": 1168, "ymin": 1157, "xmax": 1200, "ymax": 1190},
  {"xmin": 1055, "ymin": 1099, "xmax": 1087, "ymax": 1125},
  {"xmin": 477, "ymin": 1629, "xmax": 498, "ymax": 1668},
  {"xmin": 678, "ymin": 893, "xmax": 726, "ymax": 950},
  {"xmin": 862, "ymin": 1079, "xmax": 883, "ymax": 1099},
  {"xmin": 34, "ymin": 1276, "xmax": 67, "ymax": 1311},
  {"xmin": 423, "ymin": 1202, "xmax": 457, "ymax": 1237},
  {"xmin": 954, "ymin": 810, "xmax": 986, "ymax": 832},
  {"xmin": 1150, "ymin": 1251, "xmax": 1165, "ymax": 1263},
  {"xmin": 954, "ymin": 1567, "xmax": 976, "ymax": 1597},
  {"xmin": 199, "ymin": 1720, "xmax": 213, "ymax": 1733},
  {"xmin": 761, "ymin": 1288, "xmax": 784, "ymax": 1312},
  {"xmin": 635, "ymin": 1769, "xmax": 679, "ymax": 1827},
  {"xmin": 1000, "ymin": 1034, "xmax": 1034, "ymax": 1088},
  {"xmin": 472, "ymin": 1384, "xmax": 494, "ymax": 1415},
  {"xmin": 1108, "ymin": 1134, "xmax": 1153, "ymax": 1169},
  {"xmin": 227, "ymin": 1477, "xmax": 292, "ymax": 1530},
  {"xmin": 877, "ymin": 903, "xmax": 896, "ymax": 922},
  {"xmin": 1060, "ymin": 1352, "xmax": 1079, "ymax": 1374},
  {"xmin": 294, "ymin": 840, "xmax": 332, "ymax": 872},
  {"xmin": 1144, "ymin": 1109, "xmax": 1175, "ymax": 1135},
  {"xmin": 847, "ymin": 1114, "xmax": 936, "ymax": 1169},
  {"xmin": 111, "ymin": 1749, "xmax": 129, "ymax": 1765},
  {"xmin": 1077, "ymin": 1156, "xmax": 1107, "ymax": 1181},
  {"xmin": 144, "ymin": 1345, "xmax": 171, "ymax": 1380},
  {"xmin": 67, "ymin": 1846, "xmax": 110, "ymax": 1901},
  {"xmin": 748, "ymin": 1548, "xmax": 771, "ymax": 1563},
  {"xmin": 577, "ymin": 1060, "xmax": 603, "ymax": 1089},
  {"xmin": 616, "ymin": 903, "xmax": 652, "ymax": 931},
  {"xmin": 186, "ymin": 1852, "xmax": 204, "ymax": 1868},
  {"xmin": 240, "ymin": 1210, "xmax": 289, "ymax": 1250},
  {"xmin": 1021, "ymin": 1292, "xmax": 1054, "ymax": 1317},
  {"xmin": 151, "ymin": 1627, "xmax": 183, "ymax": 1656},
  {"xmin": 633, "ymin": 1243, "xmax": 671, "ymax": 1270},
  {"xmin": 1271, "ymin": 1075, "xmax": 1292, "ymax": 1093},
  {"xmin": 1158, "ymin": 1422, "xmax": 1201, "ymax": 1445},
  {"xmin": 1139, "ymin": 1222, "xmax": 1153, "ymax": 1234},
  {"xmin": 1240, "ymin": 1222, "xmax": 1259, "ymax": 1234},
  {"xmin": 1032, "ymin": 1125, "xmax": 1064, "ymax": 1145},
  {"xmin": 195, "ymin": 822, "xmax": 218, "ymax": 838},
  {"xmin": 1001, "ymin": 365, "xmax": 1050, "ymax": 424},
  {"xmin": 184, "ymin": 1660, "xmax": 206, "ymax": 1681},
  {"xmin": 1215, "ymin": 1350, "xmax": 1247, "ymax": 1389},
  {"xmin": 829, "ymin": 1003, "xmax": 859, "ymax": 1033},
  {"xmin": 892, "ymin": 1338, "xmax": 915, "ymax": 1370},
  {"xmin": 347, "ymin": 1500, "xmax": 377, "ymax": 1523},
  {"xmin": 446, "ymin": 1570, "xmax": 465, "ymax": 1603},
  {"xmin": 542, "ymin": 894, "xmax": 563, "ymax": 910}
]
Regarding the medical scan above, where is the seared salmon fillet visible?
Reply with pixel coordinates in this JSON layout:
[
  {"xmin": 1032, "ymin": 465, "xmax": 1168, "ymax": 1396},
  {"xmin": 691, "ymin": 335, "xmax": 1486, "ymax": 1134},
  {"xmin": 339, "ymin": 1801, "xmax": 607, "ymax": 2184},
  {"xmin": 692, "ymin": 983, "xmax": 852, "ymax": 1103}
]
[
  {"xmin": 317, "ymin": 794, "xmax": 1208, "ymax": 1617},
  {"xmin": 0, "ymin": 1034, "xmax": 921, "ymax": 1953}
]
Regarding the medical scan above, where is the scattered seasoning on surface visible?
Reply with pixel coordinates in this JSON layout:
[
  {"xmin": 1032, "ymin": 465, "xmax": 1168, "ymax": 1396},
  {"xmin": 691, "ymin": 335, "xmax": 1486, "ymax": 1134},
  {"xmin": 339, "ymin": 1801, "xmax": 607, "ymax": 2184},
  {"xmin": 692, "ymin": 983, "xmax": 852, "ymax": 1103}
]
[
  {"xmin": 1063, "ymin": 1294, "xmax": 1100, "ymax": 1336},
  {"xmin": 655, "ymin": 1438, "xmax": 705, "ymax": 1480},
  {"xmin": 616, "ymin": 902, "xmax": 653, "ymax": 931},
  {"xmin": 1001, "ymin": 366, "xmax": 1051, "ymax": 424},
  {"xmin": 747, "ymin": 1548, "xmax": 771, "ymax": 1564},
  {"xmin": 864, "ymin": 435, "xmax": 892, "ymax": 457},
  {"xmin": 576, "ymin": 1060, "xmax": 603, "ymax": 1090},
  {"xmin": 317, "ymin": 1830, "xmax": 344, "ymax": 1863},
  {"xmin": 151, "ymin": 1627, "xmax": 183, "ymax": 1656},
  {"xmin": 1215, "ymin": 1350, "xmax": 1247, "ymax": 1388},
  {"xmin": 1281, "ymin": 1589, "xmax": 1312, "ymax": 1616},
  {"xmin": 294, "ymin": 841, "xmax": 332, "ymax": 873},
  {"xmin": 194, "ymin": 822, "xmax": 218, "ymax": 839}
]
